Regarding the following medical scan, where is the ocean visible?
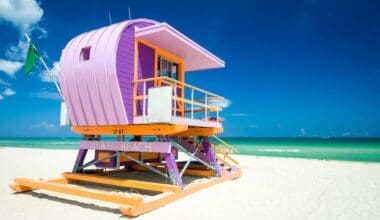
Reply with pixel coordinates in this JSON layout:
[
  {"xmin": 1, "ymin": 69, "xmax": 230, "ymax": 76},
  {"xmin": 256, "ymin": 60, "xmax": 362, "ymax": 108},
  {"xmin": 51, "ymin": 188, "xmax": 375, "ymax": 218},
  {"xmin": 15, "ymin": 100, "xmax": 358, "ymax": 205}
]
[{"xmin": 0, "ymin": 137, "xmax": 379, "ymax": 163}]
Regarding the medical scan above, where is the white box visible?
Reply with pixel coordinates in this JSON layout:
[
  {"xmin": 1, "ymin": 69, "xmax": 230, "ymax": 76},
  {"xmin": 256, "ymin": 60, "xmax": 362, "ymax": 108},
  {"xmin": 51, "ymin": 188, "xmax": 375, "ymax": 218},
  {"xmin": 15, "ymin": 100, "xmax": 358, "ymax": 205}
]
[{"xmin": 148, "ymin": 86, "xmax": 173, "ymax": 123}]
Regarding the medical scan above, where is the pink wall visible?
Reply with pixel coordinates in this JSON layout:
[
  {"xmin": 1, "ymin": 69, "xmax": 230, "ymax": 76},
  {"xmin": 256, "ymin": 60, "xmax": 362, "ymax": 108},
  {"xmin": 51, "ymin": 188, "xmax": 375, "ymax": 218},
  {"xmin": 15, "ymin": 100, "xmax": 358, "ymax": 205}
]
[{"xmin": 59, "ymin": 19, "xmax": 157, "ymax": 126}]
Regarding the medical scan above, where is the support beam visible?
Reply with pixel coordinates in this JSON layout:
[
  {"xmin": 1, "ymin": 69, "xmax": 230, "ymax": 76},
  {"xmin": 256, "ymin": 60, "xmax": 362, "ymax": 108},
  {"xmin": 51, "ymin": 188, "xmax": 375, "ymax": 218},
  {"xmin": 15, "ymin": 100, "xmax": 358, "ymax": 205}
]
[
  {"xmin": 72, "ymin": 124, "xmax": 188, "ymax": 136},
  {"xmin": 179, "ymin": 138, "xmax": 203, "ymax": 177},
  {"xmin": 131, "ymin": 165, "xmax": 215, "ymax": 178},
  {"xmin": 10, "ymin": 178, "xmax": 69, "ymax": 193},
  {"xmin": 72, "ymin": 149, "xmax": 88, "ymax": 172},
  {"xmin": 62, "ymin": 172, "xmax": 180, "ymax": 192},
  {"xmin": 120, "ymin": 152, "xmax": 168, "ymax": 178},
  {"xmin": 13, "ymin": 178, "xmax": 143, "ymax": 206},
  {"xmin": 171, "ymin": 139, "xmax": 216, "ymax": 172},
  {"xmin": 203, "ymin": 137, "xmax": 222, "ymax": 177},
  {"xmin": 120, "ymin": 169, "xmax": 242, "ymax": 216},
  {"xmin": 164, "ymin": 152, "xmax": 182, "ymax": 186}
]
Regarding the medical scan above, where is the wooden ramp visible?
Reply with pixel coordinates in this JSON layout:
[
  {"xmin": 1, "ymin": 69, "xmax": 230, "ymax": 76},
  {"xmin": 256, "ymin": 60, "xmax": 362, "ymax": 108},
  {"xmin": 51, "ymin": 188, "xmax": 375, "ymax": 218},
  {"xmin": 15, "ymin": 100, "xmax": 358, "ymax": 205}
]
[{"xmin": 10, "ymin": 169, "xmax": 241, "ymax": 217}]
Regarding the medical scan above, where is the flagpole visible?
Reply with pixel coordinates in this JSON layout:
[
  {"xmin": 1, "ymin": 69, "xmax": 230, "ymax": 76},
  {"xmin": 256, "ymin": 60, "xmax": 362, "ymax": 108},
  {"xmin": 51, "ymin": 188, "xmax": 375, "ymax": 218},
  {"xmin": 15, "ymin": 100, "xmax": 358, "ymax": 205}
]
[{"xmin": 24, "ymin": 33, "xmax": 62, "ymax": 94}]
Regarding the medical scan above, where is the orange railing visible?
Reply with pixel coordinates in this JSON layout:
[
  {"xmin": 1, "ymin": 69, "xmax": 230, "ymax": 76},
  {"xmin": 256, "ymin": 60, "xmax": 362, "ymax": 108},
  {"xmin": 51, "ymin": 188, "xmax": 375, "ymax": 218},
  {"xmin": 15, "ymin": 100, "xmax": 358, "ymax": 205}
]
[{"xmin": 133, "ymin": 77, "xmax": 225, "ymax": 122}]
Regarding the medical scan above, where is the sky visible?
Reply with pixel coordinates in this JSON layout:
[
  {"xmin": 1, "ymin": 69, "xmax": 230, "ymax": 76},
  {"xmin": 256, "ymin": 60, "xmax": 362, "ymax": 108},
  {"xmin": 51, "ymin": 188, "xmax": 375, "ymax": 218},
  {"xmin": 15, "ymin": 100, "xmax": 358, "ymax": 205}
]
[{"xmin": 0, "ymin": 0, "xmax": 379, "ymax": 137}]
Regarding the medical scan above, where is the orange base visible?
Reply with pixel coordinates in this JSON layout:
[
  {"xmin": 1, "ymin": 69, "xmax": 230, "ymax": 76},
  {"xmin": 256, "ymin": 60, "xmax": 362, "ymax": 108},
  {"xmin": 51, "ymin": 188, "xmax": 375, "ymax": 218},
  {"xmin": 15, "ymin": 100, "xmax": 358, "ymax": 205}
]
[{"xmin": 9, "ymin": 169, "xmax": 241, "ymax": 217}]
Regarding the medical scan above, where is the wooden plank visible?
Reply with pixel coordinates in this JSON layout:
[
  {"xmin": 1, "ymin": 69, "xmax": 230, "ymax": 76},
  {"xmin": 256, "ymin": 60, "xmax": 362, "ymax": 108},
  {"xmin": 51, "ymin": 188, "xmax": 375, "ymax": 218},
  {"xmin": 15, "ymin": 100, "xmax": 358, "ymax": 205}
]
[
  {"xmin": 10, "ymin": 178, "xmax": 70, "ymax": 193},
  {"xmin": 62, "ymin": 172, "xmax": 180, "ymax": 193},
  {"xmin": 10, "ymin": 183, "xmax": 32, "ymax": 192},
  {"xmin": 14, "ymin": 178, "xmax": 143, "ymax": 206},
  {"xmin": 120, "ymin": 168, "xmax": 242, "ymax": 216},
  {"xmin": 131, "ymin": 165, "xmax": 215, "ymax": 178}
]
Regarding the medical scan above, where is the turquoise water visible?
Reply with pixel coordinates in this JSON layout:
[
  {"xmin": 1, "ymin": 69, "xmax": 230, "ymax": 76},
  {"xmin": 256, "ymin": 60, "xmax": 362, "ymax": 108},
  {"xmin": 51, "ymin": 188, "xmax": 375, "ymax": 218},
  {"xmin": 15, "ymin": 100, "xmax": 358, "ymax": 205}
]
[
  {"xmin": 0, "ymin": 137, "xmax": 380, "ymax": 163},
  {"xmin": 224, "ymin": 138, "xmax": 380, "ymax": 162}
]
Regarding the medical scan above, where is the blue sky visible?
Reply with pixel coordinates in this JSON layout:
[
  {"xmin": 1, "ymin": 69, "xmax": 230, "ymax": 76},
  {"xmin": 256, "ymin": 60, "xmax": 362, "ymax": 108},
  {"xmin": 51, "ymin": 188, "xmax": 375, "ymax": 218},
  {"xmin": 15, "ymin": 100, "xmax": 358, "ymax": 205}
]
[{"xmin": 0, "ymin": 0, "xmax": 379, "ymax": 137}]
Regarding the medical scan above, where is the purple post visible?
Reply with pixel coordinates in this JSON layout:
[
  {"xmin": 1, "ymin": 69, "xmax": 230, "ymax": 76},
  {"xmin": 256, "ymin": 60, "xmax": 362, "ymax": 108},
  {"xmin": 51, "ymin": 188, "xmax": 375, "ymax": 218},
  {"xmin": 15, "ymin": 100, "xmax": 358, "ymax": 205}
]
[
  {"xmin": 203, "ymin": 137, "xmax": 222, "ymax": 177},
  {"xmin": 164, "ymin": 153, "xmax": 182, "ymax": 186},
  {"xmin": 162, "ymin": 136, "xmax": 182, "ymax": 186},
  {"xmin": 72, "ymin": 149, "xmax": 88, "ymax": 172}
]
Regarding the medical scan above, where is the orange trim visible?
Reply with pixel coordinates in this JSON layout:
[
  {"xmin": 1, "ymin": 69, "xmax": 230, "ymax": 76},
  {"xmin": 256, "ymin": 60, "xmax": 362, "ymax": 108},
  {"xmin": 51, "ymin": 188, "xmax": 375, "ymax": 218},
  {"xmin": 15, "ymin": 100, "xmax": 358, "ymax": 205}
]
[
  {"xmin": 62, "ymin": 172, "xmax": 180, "ymax": 193},
  {"xmin": 154, "ymin": 49, "xmax": 158, "ymax": 87},
  {"xmin": 9, "ymin": 178, "xmax": 69, "ymax": 192},
  {"xmin": 175, "ymin": 127, "xmax": 223, "ymax": 136},
  {"xmin": 136, "ymin": 38, "xmax": 184, "ymax": 64},
  {"xmin": 135, "ymin": 38, "xmax": 186, "ymax": 118},
  {"xmin": 120, "ymin": 168, "xmax": 242, "ymax": 216},
  {"xmin": 71, "ymin": 124, "xmax": 188, "ymax": 135},
  {"xmin": 13, "ymin": 178, "xmax": 143, "ymax": 206},
  {"xmin": 133, "ymin": 39, "xmax": 139, "ymax": 117},
  {"xmin": 10, "ymin": 169, "xmax": 242, "ymax": 216},
  {"xmin": 134, "ymin": 38, "xmax": 185, "ymax": 116}
]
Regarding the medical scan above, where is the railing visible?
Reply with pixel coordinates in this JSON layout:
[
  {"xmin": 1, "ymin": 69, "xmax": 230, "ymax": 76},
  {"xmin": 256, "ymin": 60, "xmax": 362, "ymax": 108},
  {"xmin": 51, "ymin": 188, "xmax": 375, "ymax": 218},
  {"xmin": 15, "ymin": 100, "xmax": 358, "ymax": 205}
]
[
  {"xmin": 211, "ymin": 135, "xmax": 239, "ymax": 154},
  {"xmin": 211, "ymin": 136, "xmax": 239, "ymax": 167},
  {"xmin": 133, "ymin": 76, "xmax": 225, "ymax": 123}
]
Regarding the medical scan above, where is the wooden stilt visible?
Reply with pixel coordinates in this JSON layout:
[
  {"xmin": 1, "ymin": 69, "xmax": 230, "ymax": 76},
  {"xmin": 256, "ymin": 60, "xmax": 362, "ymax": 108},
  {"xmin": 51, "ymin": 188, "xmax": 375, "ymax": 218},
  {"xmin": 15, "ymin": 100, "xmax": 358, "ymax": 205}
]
[
  {"xmin": 13, "ymin": 178, "xmax": 143, "ymax": 206},
  {"xmin": 10, "ymin": 178, "xmax": 69, "ymax": 192}
]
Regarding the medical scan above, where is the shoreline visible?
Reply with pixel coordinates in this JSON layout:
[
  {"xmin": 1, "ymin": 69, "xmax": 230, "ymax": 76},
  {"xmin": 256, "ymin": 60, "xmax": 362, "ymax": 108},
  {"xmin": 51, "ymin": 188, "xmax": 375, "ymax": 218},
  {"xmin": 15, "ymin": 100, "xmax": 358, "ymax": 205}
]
[
  {"xmin": 1, "ymin": 137, "xmax": 380, "ymax": 163},
  {"xmin": 1, "ymin": 146, "xmax": 380, "ymax": 164}
]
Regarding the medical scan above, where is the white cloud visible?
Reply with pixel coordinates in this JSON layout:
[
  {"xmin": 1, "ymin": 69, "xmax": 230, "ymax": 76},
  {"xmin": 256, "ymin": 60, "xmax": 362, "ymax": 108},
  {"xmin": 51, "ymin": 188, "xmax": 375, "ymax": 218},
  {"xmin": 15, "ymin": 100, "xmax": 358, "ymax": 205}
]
[
  {"xmin": 0, "ymin": 59, "xmax": 23, "ymax": 77},
  {"xmin": 5, "ymin": 40, "xmax": 29, "ymax": 61},
  {"xmin": 0, "ymin": 78, "xmax": 11, "ymax": 86},
  {"xmin": 40, "ymin": 61, "xmax": 59, "ymax": 83},
  {"xmin": 30, "ymin": 88, "xmax": 61, "ymax": 100},
  {"xmin": 30, "ymin": 121, "xmax": 57, "ymax": 131},
  {"xmin": 2, "ymin": 87, "xmax": 15, "ymax": 96},
  {"xmin": 300, "ymin": 128, "xmax": 306, "ymax": 135},
  {"xmin": 0, "ymin": 0, "xmax": 47, "ymax": 78},
  {"xmin": 209, "ymin": 98, "xmax": 231, "ymax": 109},
  {"xmin": 231, "ymin": 113, "xmax": 248, "ymax": 117},
  {"xmin": 0, "ymin": 0, "xmax": 44, "ymax": 32},
  {"xmin": 0, "ymin": 94, "xmax": 3, "ymax": 100}
]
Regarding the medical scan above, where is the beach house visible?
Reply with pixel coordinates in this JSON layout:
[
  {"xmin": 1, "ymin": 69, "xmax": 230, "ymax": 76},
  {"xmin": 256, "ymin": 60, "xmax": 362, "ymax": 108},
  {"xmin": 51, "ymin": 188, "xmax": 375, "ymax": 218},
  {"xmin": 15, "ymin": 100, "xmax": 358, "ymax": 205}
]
[{"xmin": 11, "ymin": 18, "xmax": 240, "ymax": 216}]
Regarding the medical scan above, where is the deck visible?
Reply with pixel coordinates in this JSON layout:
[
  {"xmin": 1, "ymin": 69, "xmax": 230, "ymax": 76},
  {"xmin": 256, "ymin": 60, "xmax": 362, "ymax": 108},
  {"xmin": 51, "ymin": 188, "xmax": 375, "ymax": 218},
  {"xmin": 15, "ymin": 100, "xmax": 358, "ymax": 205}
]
[{"xmin": 133, "ymin": 76, "xmax": 225, "ymax": 128}]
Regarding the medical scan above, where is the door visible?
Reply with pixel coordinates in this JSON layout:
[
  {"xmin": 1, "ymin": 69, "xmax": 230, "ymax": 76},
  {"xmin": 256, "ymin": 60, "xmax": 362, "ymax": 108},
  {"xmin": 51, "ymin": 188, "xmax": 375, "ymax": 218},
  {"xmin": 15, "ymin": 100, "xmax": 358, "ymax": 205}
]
[{"xmin": 157, "ymin": 56, "xmax": 184, "ymax": 116}]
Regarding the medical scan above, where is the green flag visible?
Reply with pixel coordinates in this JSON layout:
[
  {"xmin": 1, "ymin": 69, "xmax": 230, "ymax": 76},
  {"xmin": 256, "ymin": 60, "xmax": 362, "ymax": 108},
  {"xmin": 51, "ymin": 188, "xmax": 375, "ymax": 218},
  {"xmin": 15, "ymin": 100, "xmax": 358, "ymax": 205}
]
[{"xmin": 24, "ymin": 41, "xmax": 40, "ymax": 75}]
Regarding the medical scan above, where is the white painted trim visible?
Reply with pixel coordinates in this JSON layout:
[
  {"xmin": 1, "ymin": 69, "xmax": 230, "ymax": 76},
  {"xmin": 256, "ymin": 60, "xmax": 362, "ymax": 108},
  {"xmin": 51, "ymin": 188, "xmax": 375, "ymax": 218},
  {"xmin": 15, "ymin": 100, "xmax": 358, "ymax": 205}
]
[{"xmin": 135, "ymin": 22, "xmax": 225, "ymax": 71}]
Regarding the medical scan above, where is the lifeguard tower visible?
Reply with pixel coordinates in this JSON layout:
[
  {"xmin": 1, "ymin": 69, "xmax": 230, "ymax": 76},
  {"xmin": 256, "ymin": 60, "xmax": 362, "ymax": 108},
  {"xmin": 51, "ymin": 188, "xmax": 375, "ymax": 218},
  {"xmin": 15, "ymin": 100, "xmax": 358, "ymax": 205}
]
[{"xmin": 10, "ymin": 18, "xmax": 241, "ymax": 216}]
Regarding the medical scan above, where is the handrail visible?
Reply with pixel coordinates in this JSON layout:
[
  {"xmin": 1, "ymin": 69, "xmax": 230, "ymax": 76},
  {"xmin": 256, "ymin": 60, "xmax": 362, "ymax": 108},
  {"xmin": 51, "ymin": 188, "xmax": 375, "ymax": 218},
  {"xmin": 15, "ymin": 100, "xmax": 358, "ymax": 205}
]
[
  {"xmin": 133, "ymin": 76, "xmax": 226, "ymax": 122},
  {"xmin": 134, "ymin": 76, "xmax": 224, "ymax": 100},
  {"xmin": 211, "ymin": 135, "xmax": 239, "ymax": 154},
  {"xmin": 215, "ymin": 148, "xmax": 240, "ymax": 166}
]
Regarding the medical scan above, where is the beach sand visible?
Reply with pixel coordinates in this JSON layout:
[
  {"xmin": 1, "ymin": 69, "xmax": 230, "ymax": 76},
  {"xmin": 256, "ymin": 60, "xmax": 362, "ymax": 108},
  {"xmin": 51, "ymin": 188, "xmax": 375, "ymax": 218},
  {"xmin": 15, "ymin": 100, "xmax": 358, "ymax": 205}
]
[{"xmin": 0, "ymin": 147, "xmax": 379, "ymax": 219}]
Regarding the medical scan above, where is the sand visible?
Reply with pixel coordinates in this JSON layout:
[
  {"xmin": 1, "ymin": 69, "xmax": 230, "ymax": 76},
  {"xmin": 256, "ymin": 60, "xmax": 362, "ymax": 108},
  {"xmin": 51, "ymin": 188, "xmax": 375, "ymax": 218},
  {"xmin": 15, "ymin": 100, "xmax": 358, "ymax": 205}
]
[{"xmin": 0, "ymin": 147, "xmax": 379, "ymax": 220}]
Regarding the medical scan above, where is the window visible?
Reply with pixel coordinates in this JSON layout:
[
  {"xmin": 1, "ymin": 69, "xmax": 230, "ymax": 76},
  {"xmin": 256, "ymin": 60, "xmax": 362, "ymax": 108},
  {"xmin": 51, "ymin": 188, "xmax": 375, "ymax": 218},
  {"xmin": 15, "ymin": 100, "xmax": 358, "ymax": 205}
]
[
  {"xmin": 158, "ymin": 56, "xmax": 179, "ymax": 80},
  {"xmin": 80, "ymin": 47, "xmax": 91, "ymax": 61}
]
